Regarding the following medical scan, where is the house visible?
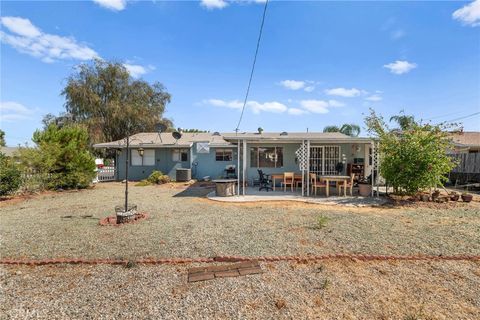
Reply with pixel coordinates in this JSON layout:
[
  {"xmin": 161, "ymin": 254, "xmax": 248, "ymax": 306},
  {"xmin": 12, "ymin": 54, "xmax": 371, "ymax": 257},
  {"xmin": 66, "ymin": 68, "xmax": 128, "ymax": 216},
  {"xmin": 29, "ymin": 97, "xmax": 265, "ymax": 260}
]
[
  {"xmin": 93, "ymin": 131, "xmax": 377, "ymax": 187},
  {"xmin": 448, "ymin": 131, "xmax": 480, "ymax": 154}
]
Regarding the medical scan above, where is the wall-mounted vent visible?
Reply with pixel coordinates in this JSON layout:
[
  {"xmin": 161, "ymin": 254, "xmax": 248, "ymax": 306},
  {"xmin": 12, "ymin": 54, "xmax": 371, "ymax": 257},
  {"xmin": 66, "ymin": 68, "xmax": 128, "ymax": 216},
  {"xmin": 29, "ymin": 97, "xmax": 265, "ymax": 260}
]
[
  {"xmin": 213, "ymin": 132, "xmax": 221, "ymax": 136},
  {"xmin": 280, "ymin": 132, "xmax": 288, "ymax": 136}
]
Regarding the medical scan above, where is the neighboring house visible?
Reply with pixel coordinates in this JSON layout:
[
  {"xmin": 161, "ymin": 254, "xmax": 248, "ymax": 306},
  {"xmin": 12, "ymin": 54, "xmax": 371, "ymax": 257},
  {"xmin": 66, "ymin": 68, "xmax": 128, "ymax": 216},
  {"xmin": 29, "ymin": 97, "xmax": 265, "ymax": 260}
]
[
  {"xmin": 93, "ymin": 131, "xmax": 377, "ymax": 183},
  {"xmin": 449, "ymin": 131, "xmax": 480, "ymax": 154}
]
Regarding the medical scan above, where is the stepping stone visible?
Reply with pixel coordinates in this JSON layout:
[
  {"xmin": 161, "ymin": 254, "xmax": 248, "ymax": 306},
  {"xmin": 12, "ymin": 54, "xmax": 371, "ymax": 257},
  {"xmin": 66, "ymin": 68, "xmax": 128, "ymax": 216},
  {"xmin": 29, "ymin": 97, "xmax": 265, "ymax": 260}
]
[{"xmin": 188, "ymin": 260, "xmax": 263, "ymax": 282}]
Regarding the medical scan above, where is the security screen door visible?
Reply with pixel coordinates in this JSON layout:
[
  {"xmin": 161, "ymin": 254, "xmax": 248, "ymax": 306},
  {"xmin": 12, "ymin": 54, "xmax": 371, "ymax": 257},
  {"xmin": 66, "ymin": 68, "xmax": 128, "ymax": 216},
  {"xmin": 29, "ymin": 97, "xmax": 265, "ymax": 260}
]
[{"xmin": 309, "ymin": 146, "xmax": 340, "ymax": 176}]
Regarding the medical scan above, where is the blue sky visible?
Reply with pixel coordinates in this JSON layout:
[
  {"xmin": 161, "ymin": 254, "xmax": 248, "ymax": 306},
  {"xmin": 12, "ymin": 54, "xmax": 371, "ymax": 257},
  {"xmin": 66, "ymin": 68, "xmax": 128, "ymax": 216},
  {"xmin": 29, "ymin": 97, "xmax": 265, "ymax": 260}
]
[{"xmin": 1, "ymin": 0, "xmax": 479, "ymax": 146}]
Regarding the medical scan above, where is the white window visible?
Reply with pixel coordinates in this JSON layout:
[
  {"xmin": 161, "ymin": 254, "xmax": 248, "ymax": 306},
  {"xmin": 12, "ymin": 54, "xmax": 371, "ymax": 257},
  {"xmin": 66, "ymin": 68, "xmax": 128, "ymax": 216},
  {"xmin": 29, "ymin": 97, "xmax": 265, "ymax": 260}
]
[
  {"xmin": 309, "ymin": 146, "xmax": 340, "ymax": 175},
  {"xmin": 215, "ymin": 148, "xmax": 233, "ymax": 161},
  {"xmin": 172, "ymin": 149, "xmax": 188, "ymax": 162},
  {"xmin": 131, "ymin": 149, "xmax": 155, "ymax": 166}
]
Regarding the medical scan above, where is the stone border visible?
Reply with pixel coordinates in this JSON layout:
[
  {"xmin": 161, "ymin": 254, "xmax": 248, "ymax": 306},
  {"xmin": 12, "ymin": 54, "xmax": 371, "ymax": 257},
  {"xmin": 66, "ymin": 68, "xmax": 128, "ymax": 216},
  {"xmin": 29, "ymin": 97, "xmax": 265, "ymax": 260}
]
[
  {"xmin": 99, "ymin": 212, "xmax": 149, "ymax": 226},
  {"xmin": 1, "ymin": 254, "xmax": 479, "ymax": 266}
]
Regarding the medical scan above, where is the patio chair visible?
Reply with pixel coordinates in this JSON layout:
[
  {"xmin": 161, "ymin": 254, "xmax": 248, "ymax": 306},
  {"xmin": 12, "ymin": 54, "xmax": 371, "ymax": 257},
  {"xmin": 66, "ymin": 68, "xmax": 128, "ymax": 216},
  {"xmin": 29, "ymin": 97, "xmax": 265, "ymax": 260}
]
[
  {"xmin": 257, "ymin": 170, "xmax": 273, "ymax": 192},
  {"xmin": 309, "ymin": 173, "xmax": 327, "ymax": 196},
  {"xmin": 339, "ymin": 173, "xmax": 355, "ymax": 196},
  {"xmin": 281, "ymin": 172, "xmax": 295, "ymax": 192}
]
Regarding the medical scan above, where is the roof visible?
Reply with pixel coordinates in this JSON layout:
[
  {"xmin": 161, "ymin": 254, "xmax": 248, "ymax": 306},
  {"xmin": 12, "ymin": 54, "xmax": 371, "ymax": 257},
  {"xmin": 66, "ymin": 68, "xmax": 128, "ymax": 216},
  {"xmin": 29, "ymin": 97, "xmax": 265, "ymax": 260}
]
[
  {"xmin": 93, "ymin": 132, "xmax": 231, "ymax": 148},
  {"xmin": 93, "ymin": 131, "xmax": 374, "ymax": 148},
  {"xmin": 0, "ymin": 146, "xmax": 20, "ymax": 157},
  {"xmin": 450, "ymin": 132, "xmax": 480, "ymax": 148},
  {"xmin": 222, "ymin": 132, "xmax": 374, "ymax": 143}
]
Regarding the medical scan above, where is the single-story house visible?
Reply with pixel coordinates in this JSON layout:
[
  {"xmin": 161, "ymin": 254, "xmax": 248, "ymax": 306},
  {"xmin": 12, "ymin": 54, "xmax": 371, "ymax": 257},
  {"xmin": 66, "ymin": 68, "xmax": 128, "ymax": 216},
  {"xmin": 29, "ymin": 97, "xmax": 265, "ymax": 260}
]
[
  {"xmin": 93, "ymin": 131, "xmax": 378, "ymax": 190},
  {"xmin": 448, "ymin": 131, "xmax": 480, "ymax": 154}
]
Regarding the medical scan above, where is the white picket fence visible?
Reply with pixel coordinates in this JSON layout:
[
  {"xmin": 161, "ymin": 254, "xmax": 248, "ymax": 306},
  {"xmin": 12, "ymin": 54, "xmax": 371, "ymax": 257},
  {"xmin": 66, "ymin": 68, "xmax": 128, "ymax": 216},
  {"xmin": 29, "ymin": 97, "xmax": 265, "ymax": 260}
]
[{"xmin": 96, "ymin": 166, "xmax": 116, "ymax": 182}]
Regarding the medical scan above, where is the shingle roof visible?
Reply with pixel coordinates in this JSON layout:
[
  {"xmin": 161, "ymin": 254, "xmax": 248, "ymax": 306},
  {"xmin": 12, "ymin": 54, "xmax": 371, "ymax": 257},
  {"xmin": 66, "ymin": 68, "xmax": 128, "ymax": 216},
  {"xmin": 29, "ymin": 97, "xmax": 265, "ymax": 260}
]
[
  {"xmin": 450, "ymin": 132, "xmax": 480, "ymax": 147},
  {"xmin": 93, "ymin": 132, "xmax": 231, "ymax": 148},
  {"xmin": 93, "ymin": 131, "xmax": 374, "ymax": 148}
]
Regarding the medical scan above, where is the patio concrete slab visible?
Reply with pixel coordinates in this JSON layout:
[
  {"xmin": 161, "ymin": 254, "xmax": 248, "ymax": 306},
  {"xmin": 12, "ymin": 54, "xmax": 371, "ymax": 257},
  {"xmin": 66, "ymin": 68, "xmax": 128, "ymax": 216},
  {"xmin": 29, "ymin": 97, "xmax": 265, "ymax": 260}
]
[{"xmin": 207, "ymin": 187, "xmax": 387, "ymax": 207}]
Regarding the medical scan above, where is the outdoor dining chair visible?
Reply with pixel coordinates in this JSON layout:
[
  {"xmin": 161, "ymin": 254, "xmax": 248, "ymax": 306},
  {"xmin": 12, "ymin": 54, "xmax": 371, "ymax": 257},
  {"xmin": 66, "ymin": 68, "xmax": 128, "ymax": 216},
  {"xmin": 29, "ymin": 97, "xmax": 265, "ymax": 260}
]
[
  {"xmin": 339, "ymin": 173, "xmax": 355, "ymax": 196},
  {"xmin": 309, "ymin": 173, "xmax": 327, "ymax": 196},
  {"xmin": 281, "ymin": 172, "xmax": 295, "ymax": 192}
]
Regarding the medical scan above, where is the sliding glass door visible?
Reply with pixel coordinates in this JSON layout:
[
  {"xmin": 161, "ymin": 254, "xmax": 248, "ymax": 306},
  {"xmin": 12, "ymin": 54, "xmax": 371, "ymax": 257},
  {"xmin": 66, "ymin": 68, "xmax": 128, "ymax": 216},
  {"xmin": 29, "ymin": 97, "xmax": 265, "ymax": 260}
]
[{"xmin": 309, "ymin": 146, "xmax": 340, "ymax": 175}]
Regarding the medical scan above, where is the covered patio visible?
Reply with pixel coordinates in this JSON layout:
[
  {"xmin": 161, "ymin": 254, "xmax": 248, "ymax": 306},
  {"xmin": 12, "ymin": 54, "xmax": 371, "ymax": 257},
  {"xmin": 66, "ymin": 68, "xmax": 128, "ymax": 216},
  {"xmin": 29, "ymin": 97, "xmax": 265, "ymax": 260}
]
[{"xmin": 220, "ymin": 132, "xmax": 380, "ymax": 199}]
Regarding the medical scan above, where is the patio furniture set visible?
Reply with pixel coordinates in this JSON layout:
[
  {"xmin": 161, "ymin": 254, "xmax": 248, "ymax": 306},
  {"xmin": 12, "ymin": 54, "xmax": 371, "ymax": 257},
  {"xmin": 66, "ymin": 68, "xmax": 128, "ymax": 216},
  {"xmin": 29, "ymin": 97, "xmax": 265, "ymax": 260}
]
[{"xmin": 257, "ymin": 170, "xmax": 354, "ymax": 197}]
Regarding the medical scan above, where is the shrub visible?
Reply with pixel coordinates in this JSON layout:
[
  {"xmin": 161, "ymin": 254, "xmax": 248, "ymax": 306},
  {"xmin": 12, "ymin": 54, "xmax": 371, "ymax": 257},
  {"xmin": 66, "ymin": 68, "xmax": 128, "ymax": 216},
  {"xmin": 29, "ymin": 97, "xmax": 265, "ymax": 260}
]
[
  {"xmin": 146, "ymin": 170, "xmax": 171, "ymax": 184},
  {"xmin": 365, "ymin": 110, "xmax": 457, "ymax": 195},
  {"xmin": 18, "ymin": 124, "xmax": 96, "ymax": 190},
  {"xmin": 315, "ymin": 215, "xmax": 329, "ymax": 229},
  {"xmin": 0, "ymin": 152, "xmax": 21, "ymax": 196}
]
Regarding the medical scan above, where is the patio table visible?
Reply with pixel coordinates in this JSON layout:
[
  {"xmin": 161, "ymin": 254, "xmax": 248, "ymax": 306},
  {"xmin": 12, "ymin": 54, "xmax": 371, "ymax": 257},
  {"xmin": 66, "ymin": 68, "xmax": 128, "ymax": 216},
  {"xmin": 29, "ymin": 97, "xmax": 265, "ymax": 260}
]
[
  {"xmin": 270, "ymin": 173, "xmax": 302, "ymax": 191},
  {"xmin": 319, "ymin": 175, "xmax": 350, "ymax": 197}
]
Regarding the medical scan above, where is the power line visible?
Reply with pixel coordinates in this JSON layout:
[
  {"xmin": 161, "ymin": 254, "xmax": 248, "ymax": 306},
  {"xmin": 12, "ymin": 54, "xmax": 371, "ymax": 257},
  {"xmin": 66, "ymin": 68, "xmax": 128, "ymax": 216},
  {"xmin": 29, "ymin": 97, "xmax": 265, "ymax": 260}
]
[
  {"xmin": 445, "ymin": 111, "xmax": 480, "ymax": 123},
  {"xmin": 235, "ymin": 0, "xmax": 269, "ymax": 133}
]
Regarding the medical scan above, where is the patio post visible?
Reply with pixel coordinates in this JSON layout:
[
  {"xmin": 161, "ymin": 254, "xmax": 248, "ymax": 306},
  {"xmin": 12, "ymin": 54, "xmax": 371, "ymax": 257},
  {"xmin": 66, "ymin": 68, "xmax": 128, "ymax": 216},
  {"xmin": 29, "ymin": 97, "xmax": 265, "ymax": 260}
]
[
  {"xmin": 306, "ymin": 139, "xmax": 310, "ymax": 196},
  {"xmin": 376, "ymin": 140, "xmax": 380, "ymax": 197},
  {"xmin": 371, "ymin": 140, "xmax": 375, "ymax": 197},
  {"xmin": 242, "ymin": 139, "xmax": 247, "ymax": 195},
  {"xmin": 237, "ymin": 141, "xmax": 240, "ymax": 196}
]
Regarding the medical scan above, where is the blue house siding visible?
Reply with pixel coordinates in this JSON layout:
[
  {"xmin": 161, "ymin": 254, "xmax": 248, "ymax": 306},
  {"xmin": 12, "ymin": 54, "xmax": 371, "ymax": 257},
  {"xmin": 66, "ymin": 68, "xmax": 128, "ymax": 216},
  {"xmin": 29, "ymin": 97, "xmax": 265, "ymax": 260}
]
[{"xmin": 114, "ymin": 142, "xmax": 370, "ymax": 182}]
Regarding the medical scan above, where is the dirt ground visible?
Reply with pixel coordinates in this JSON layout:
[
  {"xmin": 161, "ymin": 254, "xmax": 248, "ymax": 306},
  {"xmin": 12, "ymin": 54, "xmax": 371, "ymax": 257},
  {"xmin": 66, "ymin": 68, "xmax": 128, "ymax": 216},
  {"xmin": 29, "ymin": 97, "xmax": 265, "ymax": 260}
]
[
  {"xmin": 1, "ymin": 260, "xmax": 479, "ymax": 320},
  {"xmin": 1, "ymin": 183, "xmax": 479, "ymax": 319},
  {"xmin": 1, "ymin": 183, "xmax": 479, "ymax": 259}
]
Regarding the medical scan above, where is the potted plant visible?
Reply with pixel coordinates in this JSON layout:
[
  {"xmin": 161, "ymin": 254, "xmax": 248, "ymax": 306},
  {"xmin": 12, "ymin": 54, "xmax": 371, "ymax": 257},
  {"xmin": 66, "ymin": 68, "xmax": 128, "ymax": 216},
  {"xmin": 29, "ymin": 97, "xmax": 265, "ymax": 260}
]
[
  {"xmin": 461, "ymin": 192, "xmax": 473, "ymax": 203},
  {"xmin": 450, "ymin": 191, "xmax": 459, "ymax": 201},
  {"xmin": 431, "ymin": 189, "xmax": 440, "ymax": 200},
  {"xmin": 357, "ymin": 177, "xmax": 372, "ymax": 197}
]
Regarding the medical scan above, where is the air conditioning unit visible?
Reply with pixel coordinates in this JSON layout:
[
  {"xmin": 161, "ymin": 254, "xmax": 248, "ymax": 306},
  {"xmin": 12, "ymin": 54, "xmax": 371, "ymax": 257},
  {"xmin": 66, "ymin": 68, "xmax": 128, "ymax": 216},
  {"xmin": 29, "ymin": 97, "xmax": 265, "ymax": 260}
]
[{"xmin": 176, "ymin": 168, "xmax": 191, "ymax": 182}]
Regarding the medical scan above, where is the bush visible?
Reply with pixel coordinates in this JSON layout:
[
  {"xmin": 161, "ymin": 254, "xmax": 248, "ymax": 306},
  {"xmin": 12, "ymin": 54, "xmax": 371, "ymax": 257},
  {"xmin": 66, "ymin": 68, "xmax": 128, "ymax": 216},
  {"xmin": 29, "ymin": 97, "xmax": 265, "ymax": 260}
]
[
  {"xmin": 18, "ymin": 124, "xmax": 96, "ymax": 190},
  {"xmin": 146, "ymin": 170, "xmax": 171, "ymax": 184},
  {"xmin": 0, "ymin": 153, "xmax": 21, "ymax": 196},
  {"xmin": 365, "ymin": 110, "xmax": 457, "ymax": 195}
]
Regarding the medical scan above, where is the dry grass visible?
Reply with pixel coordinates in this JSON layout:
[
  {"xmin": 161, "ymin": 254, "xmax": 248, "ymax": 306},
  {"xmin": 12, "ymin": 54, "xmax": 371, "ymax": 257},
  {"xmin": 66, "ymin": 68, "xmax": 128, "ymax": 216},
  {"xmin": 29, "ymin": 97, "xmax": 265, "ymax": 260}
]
[
  {"xmin": 1, "ymin": 182, "xmax": 479, "ymax": 260},
  {"xmin": 1, "ymin": 260, "xmax": 479, "ymax": 319}
]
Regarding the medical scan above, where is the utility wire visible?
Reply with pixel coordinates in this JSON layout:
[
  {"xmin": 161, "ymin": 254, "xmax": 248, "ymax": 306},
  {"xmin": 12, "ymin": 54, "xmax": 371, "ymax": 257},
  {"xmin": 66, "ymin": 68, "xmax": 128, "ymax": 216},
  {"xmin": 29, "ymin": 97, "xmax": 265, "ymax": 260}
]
[
  {"xmin": 235, "ymin": 0, "xmax": 269, "ymax": 133},
  {"xmin": 445, "ymin": 111, "xmax": 480, "ymax": 123}
]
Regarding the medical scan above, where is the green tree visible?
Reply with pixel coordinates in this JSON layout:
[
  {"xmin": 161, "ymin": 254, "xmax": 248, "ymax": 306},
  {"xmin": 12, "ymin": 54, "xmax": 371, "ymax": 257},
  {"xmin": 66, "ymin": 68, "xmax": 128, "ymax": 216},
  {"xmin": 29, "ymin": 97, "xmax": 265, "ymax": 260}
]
[
  {"xmin": 389, "ymin": 110, "xmax": 416, "ymax": 131},
  {"xmin": 323, "ymin": 123, "xmax": 361, "ymax": 137},
  {"xmin": 0, "ymin": 129, "xmax": 6, "ymax": 146},
  {"xmin": 19, "ymin": 124, "xmax": 96, "ymax": 190},
  {"xmin": 365, "ymin": 109, "xmax": 457, "ymax": 195},
  {"xmin": 62, "ymin": 59, "xmax": 172, "ymax": 144},
  {"xmin": 0, "ymin": 152, "xmax": 21, "ymax": 196}
]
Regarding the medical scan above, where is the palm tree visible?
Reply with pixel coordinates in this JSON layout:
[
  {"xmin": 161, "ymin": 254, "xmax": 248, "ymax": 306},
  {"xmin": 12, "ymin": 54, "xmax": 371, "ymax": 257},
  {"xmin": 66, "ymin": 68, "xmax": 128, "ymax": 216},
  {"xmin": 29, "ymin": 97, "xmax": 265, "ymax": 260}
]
[
  {"xmin": 323, "ymin": 123, "xmax": 361, "ymax": 137},
  {"xmin": 389, "ymin": 111, "xmax": 415, "ymax": 130}
]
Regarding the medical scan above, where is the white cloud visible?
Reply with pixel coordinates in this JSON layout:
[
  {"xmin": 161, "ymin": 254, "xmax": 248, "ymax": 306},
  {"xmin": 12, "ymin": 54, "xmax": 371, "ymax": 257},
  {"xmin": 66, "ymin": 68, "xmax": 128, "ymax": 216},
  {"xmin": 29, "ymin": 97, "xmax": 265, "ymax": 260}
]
[
  {"xmin": 453, "ymin": 0, "xmax": 480, "ymax": 27},
  {"xmin": 0, "ymin": 16, "xmax": 41, "ymax": 37},
  {"xmin": 248, "ymin": 101, "xmax": 287, "ymax": 114},
  {"xmin": 328, "ymin": 100, "xmax": 345, "ymax": 107},
  {"xmin": 287, "ymin": 108, "xmax": 308, "ymax": 115},
  {"xmin": 203, "ymin": 99, "xmax": 287, "ymax": 114},
  {"xmin": 93, "ymin": 0, "xmax": 127, "ymax": 11},
  {"xmin": 201, "ymin": 0, "xmax": 229, "ymax": 9},
  {"xmin": 279, "ymin": 80, "xmax": 306, "ymax": 90},
  {"xmin": 365, "ymin": 94, "xmax": 382, "ymax": 102},
  {"xmin": 0, "ymin": 16, "xmax": 99, "ymax": 63},
  {"xmin": 324, "ymin": 87, "xmax": 362, "ymax": 98},
  {"xmin": 383, "ymin": 60, "xmax": 417, "ymax": 75},
  {"xmin": 299, "ymin": 100, "xmax": 329, "ymax": 114},
  {"xmin": 304, "ymin": 86, "xmax": 315, "ymax": 92},
  {"xmin": 0, "ymin": 101, "xmax": 37, "ymax": 122},
  {"xmin": 123, "ymin": 63, "xmax": 155, "ymax": 78}
]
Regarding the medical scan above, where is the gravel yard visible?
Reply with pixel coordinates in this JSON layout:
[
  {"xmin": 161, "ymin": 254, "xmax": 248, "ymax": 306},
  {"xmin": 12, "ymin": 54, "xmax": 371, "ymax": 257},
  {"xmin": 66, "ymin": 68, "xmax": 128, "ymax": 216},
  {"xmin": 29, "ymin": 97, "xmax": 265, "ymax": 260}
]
[
  {"xmin": 1, "ymin": 182, "xmax": 480, "ymax": 259},
  {"xmin": 1, "ymin": 260, "xmax": 479, "ymax": 319}
]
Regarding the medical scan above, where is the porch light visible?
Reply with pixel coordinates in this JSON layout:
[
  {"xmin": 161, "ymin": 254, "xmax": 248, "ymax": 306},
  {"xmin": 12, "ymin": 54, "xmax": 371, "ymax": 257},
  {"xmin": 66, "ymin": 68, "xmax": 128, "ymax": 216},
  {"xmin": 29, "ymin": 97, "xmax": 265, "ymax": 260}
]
[{"xmin": 138, "ymin": 148, "xmax": 144, "ymax": 157}]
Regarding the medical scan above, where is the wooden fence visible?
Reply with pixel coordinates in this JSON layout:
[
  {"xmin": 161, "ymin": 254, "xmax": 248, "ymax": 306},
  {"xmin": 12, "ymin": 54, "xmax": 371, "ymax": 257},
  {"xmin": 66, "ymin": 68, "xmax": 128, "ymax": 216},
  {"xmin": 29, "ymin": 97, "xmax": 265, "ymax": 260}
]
[
  {"xmin": 96, "ymin": 166, "xmax": 116, "ymax": 182},
  {"xmin": 450, "ymin": 153, "xmax": 480, "ymax": 174}
]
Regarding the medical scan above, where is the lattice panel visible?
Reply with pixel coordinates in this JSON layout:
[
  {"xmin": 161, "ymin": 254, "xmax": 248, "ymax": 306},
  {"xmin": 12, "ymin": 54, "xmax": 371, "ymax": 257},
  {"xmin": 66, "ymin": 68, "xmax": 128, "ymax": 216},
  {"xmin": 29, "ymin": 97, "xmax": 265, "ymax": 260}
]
[{"xmin": 295, "ymin": 141, "xmax": 308, "ymax": 171}]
